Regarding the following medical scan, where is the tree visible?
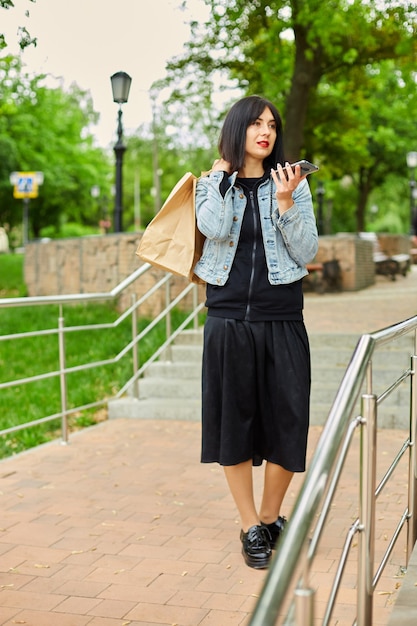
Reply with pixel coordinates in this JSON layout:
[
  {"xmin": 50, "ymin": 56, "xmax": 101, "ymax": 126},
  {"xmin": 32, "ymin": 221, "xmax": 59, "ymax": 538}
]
[
  {"xmin": 161, "ymin": 0, "xmax": 417, "ymax": 232},
  {"xmin": 122, "ymin": 122, "xmax": 213, "ymax": 230},
  {"xmin": 0, "ymin": 0, "xmax": 37, "ymax": 50},
  {"xmin": 308, "ymin": 56, "xmax": 417, "ymax": 232},
  {"xmin": 0, "ymin": 55, "xmax": 112, "ymax": 240},
  {"xmin": 168, "ymin": 0, "xmax": 416, "ymax": 158},
  {"xmin": 351, "ymin": 60, "xmax": 417, "ymax": 232}
]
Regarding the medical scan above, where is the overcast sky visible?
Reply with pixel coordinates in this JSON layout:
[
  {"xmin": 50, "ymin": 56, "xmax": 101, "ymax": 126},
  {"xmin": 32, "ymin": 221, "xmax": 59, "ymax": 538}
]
[{"xmin": 2, "ymin": 0, "xmax": 209, "ymax": 146}]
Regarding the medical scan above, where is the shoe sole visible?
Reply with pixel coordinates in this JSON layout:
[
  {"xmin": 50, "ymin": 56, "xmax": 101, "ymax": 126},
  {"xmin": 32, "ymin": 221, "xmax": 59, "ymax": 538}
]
[{"xmin": 241, "ymin": 547, "xmax": 271, "ymax": 569}]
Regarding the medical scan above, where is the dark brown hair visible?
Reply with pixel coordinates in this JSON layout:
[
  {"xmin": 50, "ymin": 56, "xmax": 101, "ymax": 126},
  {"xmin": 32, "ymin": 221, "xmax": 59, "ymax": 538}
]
[{"xmin": 218, "ymin": 95, "xmax": 285, "ymax": 172}]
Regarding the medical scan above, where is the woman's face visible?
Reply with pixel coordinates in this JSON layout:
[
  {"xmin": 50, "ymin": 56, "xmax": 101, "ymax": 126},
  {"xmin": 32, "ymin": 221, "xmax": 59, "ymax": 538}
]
[{"xmin": 245, "ymin": 106, "xmax": 277, "ymax": 162}]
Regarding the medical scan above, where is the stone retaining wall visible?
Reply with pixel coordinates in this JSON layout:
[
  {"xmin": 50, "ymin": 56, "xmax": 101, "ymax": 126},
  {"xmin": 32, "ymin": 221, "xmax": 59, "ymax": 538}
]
[
  {"xmin": 24, "ymin": 234, "xmax": 203, "ymax": 316},
  {"xmin": 314, "ymin": 234, "xmax": 375, "ymax": 291},
  {"xmin": 24, "ymin": 233, "xmax": 412, "ymax": 309},
  {"xmin": 313, "ymin": 233, "xmax": 412, "ymax": 291}
]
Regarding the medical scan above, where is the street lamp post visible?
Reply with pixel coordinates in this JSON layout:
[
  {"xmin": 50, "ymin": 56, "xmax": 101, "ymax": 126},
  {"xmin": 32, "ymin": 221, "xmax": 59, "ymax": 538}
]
[
  {"xmin": 110, "ymin": 71, "xmax": 132, "ymax": 233},
  {"xmin": 149, "ymin": 89, "xmax": 163, "ymax": 215},
  {"xmin": 316, "ymin": 180, "xmax": 325, "ymax": 235},
  {"xmin": 406, "ymin": 151, "xmax": 417, "ymax": 236}
]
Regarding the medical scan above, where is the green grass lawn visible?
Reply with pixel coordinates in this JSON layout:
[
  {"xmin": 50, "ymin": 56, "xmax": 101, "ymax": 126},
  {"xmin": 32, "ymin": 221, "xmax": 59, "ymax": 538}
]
[
  {"xmin": 0, "ymin": 253, "xmax": 190, "ymax": 458},
  {"xmin": 0, "ymin": 252, "xmax": 27, "ymax": 297}
]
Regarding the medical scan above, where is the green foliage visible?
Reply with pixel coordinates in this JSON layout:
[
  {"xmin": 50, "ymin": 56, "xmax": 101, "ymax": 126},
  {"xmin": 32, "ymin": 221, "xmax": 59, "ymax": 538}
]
[
  {"xmin": 40, "ymin": 222, "xmax": 101, "ymax": 239},
  {"xmin": 2, "ymin": 1, "xmax": 417, "ymax": 236},
  {"xmin": 367, "ymin": 174, "xmax": 411, "ymax": 234},
  {"xmin": 159, "ymin": 0, "xmax": 417, "ymax": 233},
  {"xmin": 121, "ymin": 123, "xmax": 214, "ymax": 230},
  {"xmin": 0, "ymin": 0, "xmax": 37, "ymax": 50},
  {"xmin": 0, "ymin": 55, "xmax": 112, "ymax": 242},
  {"xmin": 0, "ymin": 54, "xmax": 214, "ymax": 238}
]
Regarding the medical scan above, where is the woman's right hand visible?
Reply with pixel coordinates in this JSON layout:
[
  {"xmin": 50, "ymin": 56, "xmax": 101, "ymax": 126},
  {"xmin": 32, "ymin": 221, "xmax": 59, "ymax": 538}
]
[{"xmin": 212, "ymin": 158, "xmax": 232, "ymax": 173}]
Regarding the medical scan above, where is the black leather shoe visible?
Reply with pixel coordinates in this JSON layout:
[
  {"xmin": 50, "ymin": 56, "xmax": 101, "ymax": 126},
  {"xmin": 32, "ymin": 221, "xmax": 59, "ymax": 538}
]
[
  {"xmin": 261, "ymin": 516, "xmax": 287, "ymax": 549},
  {"xmin": 240, "ymin": 525, "xmax": 272, "ymax": 569}
]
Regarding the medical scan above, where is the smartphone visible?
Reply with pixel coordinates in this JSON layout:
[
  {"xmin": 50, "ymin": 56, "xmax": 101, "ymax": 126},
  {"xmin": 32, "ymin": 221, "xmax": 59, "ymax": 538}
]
[
  {"xmin": 275, "ymin": 160, "xmax": 319, "ymax": 178},
  {"xmin": 291, "ymin": 159, "xmax": 319, "ymax": 175}
]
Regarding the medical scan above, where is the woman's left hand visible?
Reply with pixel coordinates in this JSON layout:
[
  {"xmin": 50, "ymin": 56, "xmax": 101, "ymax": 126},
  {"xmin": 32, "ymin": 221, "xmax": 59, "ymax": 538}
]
[{"xmin": 271, "ymin": 163, "xmax": 306, "ymax": 214}]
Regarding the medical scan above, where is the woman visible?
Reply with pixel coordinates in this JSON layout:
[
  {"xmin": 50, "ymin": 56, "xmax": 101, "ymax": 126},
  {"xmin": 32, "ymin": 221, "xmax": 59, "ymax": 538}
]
[{"xmin": 193, "ymin": 95, "xmax": 318, "ymax": 569}]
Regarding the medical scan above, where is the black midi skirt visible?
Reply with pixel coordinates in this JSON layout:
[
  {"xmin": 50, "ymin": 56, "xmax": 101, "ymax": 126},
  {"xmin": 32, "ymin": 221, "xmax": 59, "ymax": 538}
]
[{"xmin": 201, "ymin": 317, "xmax": 311, "ymax": 471}]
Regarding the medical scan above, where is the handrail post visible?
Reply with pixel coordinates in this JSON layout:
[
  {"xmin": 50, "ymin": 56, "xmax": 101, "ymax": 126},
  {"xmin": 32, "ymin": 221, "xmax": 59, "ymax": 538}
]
[
  {"xmin": 131, "ymin": 293, "xmax": 139, "ymax": 399},
  {"xmin": 193, "ymin": 284, "xmax": 199, "ymax": 330},
  {"xmin": 357, "ymin": 393, "xmax": 377, "ymax": 626},
  {"xmin": 407, "ymin": 349, "xmax": 417, "ymax": 560},
  {"xmin": 295, "ymin": 555, "xmax": 315, "ymax": 626},
  {"xmin": 165, "ymin": 275, "xmax": 172, "ymax": 361},
  {"xmin": 295, "ymin": 588, "xmax": 315, "ymax": 626},
  {"xmin": 58, "ymin": 304, "xmax": 68, "ymax": 444}
]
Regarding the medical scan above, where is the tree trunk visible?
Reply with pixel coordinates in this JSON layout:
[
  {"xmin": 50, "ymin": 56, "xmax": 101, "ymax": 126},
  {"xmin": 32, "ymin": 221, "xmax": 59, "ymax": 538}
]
[
  {"xmin": 284, "ymin": 25, "xmax": 322, "ymax": 162},
  {"xmin": 356, "ymin": 167, "xmax": 372, "ymax": 232}
]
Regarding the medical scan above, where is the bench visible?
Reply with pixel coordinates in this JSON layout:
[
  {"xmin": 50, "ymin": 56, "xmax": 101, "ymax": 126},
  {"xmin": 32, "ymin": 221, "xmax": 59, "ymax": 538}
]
[
  {"xmin": 374, "ymin": 251, "xmax": 410, "ymax": 280},
  {"xmin": 359, "ymin": 233, "xmax": 410, "ymax": 281},
  {"xmin": 305, "ymin": 259, "xmax": 342, "ymax": 294}
]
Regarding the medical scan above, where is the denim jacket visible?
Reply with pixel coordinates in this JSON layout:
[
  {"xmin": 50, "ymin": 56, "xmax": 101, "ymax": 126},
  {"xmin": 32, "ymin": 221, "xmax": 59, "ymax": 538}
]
[{"xmin": 194, "ymin": 170, "xmax": 319, "ymax": 286}]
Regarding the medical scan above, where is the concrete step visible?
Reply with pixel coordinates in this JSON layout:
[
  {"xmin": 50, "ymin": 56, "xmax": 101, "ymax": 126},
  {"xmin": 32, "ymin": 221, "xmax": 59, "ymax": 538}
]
[
  {"xmin": 109, "ymin": 329, "xmax": 414, "ymax": 429},
  {"xmin": 387, "ymin": 541, "xmax": 417, "ymax": 626},
  {"xmin": 108, "ymin": 397, "xmax": 201, "ymax": 421},
  {"xmin": 162, "ymin": 344, "xmax": 203, "ymax": 363},
  {"xmin": 146, "ymin": 357, "xmax": 411, "ymax": 384},
  {"xmin": 310, "ymin": 401, "xmax": 410, "ymax": 429},
  {"xmin": 108, "ymin": 396, "xmax": 410, "ymax": 429},
  {"xmin": 311, "ymin": 347, "xmax": 412, "ymax": 370},
  {"xmin": 146, "ymin": 361, "xmax": 202, "ymax": 379},
  {"xmin": 138, "ymin": 374, "xmax": 410, "ymax": 408},
  {"xmin": 310, "ymin": 384, "xmax": 410, "ymax": 407},
  {"xmin": 156, "ymin": 347, "xmax": 412, "ymax": 377},
  {"xmin": 139, "ymin": 377, "xmax": 200, "ymax": 399},
  {"xmin": 177, "ymin": 329, "xmax": 414, "ymax": 352},
  {"xmin": 174, "ymin": 329, "xmax": 204, "ymax": 344},
  {"xmin": 117, "ymin": 386, "xmax": 410, "ymax": 429}
]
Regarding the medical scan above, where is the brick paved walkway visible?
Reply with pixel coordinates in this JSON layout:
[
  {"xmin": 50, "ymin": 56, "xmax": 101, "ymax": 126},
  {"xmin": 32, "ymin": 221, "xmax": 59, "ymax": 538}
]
[
  {"xmin": 0, "ymin": 268, "xmax": 416, "ymax": 626},
  {"xmin": 304, "ymin": 266, "xmax": 417, "ymax": 335}
]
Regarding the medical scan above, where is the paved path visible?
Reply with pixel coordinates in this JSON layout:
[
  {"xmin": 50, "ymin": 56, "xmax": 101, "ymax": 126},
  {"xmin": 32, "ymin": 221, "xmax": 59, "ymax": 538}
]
[
  {"xmin": 304, "ymin": 266, "xmax": 417, "ymax": 335},
  {"xmin": 0, "ymin": 268, "xmax": 416, "ymax": 626}
]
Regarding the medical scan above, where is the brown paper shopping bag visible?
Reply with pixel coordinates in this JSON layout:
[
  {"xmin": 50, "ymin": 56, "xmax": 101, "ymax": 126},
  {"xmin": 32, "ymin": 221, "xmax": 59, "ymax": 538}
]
[{"xmin": 136, "ymin": 172, "xmax": 205, "ymax": 284}]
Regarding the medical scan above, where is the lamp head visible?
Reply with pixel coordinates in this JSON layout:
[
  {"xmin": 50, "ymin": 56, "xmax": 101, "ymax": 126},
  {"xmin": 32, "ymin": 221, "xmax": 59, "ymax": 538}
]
[
  {"xmin": 110, "ymin": 71, "xmax": 132, "ymax": 104},
  {"xmin": 406, "ymin": 151, "xmax": 417, "ymax": 170}
]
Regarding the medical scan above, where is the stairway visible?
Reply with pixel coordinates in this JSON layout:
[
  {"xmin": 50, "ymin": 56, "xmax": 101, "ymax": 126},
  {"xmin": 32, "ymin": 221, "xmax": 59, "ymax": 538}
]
[
  {"xmin": 108, "ymin": 328, "xmax": 414, "ymax": 429},
  {"xmin": 309, "ymin": 332, "xmax": 413, "ymax": 428}
]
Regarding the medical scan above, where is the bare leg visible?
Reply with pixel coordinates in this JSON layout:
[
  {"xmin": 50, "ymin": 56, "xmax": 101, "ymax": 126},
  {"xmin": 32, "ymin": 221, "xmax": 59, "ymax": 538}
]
[
  {"xmin": 259, "ymin": 462, "xmax": 293, "ymax": 524},
  {"xmin": 224, "ymin": 460, "xmax": 259, "ymax": 531}
]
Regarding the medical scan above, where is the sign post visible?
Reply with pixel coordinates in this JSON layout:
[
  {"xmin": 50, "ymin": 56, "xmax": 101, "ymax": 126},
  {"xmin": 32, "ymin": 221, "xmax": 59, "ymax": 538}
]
[{"xmin": 9, "ymin": 171, "xmax": 44, "ymax": 246}]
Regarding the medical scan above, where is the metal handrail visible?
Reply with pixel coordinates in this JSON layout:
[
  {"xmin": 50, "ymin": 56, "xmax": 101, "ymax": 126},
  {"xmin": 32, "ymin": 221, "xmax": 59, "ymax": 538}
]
[
  {"xmin": 3, "ymin": 264, "xmax": 416, "ymax": 624},
  {"xmin": 0, "ymin": 264, "xmax": 204, "ymax": 445},
  {"xmin": 0, "ymin": 264, "xmax": 152, "ymax": 309},
  {"xmin": 250, "ymin": 315, "xmax": 417, "ymax": 626}
]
